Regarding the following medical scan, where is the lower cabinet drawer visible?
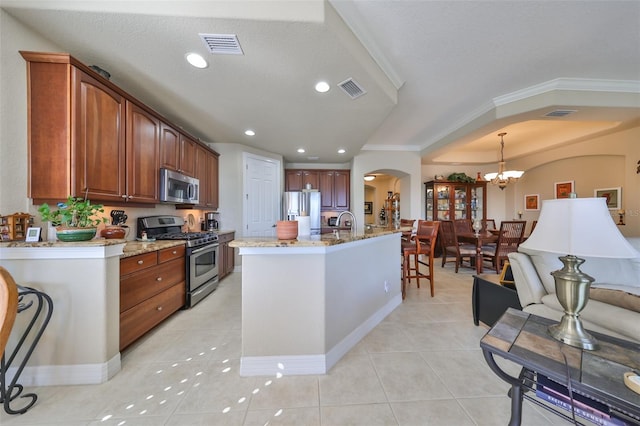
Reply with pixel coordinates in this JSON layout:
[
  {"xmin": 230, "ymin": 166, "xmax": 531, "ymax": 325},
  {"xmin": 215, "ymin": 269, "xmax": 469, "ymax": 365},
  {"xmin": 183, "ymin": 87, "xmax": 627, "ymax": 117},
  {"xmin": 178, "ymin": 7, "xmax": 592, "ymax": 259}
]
[
  {"xmin": 120, "ymin": 281, "xmax": 186, "ymax": 350},
  {"xmin": 120, "ymin": 258, "xmax": 185, "ymax": 312}
]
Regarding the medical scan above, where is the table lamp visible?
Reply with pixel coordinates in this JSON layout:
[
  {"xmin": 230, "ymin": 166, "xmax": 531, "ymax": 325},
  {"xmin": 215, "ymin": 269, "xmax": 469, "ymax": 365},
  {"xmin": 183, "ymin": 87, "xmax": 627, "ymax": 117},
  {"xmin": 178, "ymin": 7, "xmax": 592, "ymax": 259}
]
[{"xmin": 519, "ymin": 197, "xmax": 637, "ymax": 350}]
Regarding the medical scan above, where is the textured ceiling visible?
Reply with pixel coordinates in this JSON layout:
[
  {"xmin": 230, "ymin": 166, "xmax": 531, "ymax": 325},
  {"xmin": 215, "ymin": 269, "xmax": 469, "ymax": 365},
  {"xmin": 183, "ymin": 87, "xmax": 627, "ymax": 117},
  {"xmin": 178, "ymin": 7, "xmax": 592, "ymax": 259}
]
[{"xmin": 2, "ymin": 0, "xmax": 639, "ymax": 165}]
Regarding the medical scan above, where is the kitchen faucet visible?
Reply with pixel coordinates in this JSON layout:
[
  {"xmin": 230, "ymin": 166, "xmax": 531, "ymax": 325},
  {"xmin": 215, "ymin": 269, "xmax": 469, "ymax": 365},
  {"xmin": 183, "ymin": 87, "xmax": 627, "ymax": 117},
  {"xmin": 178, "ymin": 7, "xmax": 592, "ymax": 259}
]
[{"xmin": 336, "ymin": 211, "xmax": 357, "ymax": 236}]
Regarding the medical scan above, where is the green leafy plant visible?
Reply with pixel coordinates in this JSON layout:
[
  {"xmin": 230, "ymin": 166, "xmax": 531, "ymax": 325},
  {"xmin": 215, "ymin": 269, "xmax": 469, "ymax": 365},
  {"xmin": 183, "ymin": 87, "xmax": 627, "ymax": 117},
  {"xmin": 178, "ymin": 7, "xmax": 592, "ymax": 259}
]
[
  {"xmin": 447, "ymin": 172, "xmax": 475, "ymax": 183},
  {"xmin": 38, "ymin": 196, "xmax": 108, "ymax": 228}
]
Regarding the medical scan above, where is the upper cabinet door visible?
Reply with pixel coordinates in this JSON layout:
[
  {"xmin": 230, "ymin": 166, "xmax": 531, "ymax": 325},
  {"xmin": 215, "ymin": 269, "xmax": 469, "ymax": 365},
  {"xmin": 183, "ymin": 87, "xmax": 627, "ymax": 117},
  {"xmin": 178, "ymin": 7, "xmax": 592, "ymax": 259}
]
[
  {"xmin": 180, "ymin": 135, "xmax": 197, "ymax": 177},
  {"xmin": 319, "ymin": 171, "xmax": 335, "ymax": 210},
  {"xmin": 159, "ymin": 123, "xmax": 180, "ymax": 171},
  {"xmin": 333, "ymin": 171, "xmax": 350, "ymax": 210},
  {"xmin": 285, "ymin": 170, "xmax": 304, "ymax": 191},
  {"xmin": 74, "ymin": 69, "xmax": 126, "ymax": 201},
  {"xmin": 126, "ymin": 101, "xmax": 160, "ymax": 203}
]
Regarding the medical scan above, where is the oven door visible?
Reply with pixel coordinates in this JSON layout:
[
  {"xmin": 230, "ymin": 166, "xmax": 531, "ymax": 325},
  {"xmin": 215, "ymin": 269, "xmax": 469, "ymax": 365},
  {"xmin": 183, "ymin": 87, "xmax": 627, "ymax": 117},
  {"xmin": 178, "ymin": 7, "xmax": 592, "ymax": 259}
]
[{"xmin": 188, "ymin": 243, "xmax": 219, "ymax": 292}]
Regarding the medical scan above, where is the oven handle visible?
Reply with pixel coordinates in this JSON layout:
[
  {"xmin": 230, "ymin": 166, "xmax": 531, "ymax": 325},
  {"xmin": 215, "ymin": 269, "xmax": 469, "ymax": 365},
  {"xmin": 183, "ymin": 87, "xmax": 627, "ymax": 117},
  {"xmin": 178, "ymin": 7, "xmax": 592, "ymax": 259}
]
[{"xmin": 191, "ymin": 243, "xmax": 219, "ymax": 254}]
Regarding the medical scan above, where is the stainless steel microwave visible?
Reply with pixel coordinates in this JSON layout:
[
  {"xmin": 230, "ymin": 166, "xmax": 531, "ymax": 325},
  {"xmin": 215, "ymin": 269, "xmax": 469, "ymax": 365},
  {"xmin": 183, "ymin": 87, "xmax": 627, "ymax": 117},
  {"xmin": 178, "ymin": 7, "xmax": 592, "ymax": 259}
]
[{"xmin": 159, "ymin": 168, "xmax": 200, "ymax": 204}]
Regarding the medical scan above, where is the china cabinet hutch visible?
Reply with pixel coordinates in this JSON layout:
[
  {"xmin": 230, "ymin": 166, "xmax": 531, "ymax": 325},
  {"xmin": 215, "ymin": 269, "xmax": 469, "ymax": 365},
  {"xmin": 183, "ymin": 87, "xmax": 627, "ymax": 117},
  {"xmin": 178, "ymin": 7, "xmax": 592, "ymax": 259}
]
[{"xmin": 424, "ymin": 180, "xmax": 487, "ymax": 222}]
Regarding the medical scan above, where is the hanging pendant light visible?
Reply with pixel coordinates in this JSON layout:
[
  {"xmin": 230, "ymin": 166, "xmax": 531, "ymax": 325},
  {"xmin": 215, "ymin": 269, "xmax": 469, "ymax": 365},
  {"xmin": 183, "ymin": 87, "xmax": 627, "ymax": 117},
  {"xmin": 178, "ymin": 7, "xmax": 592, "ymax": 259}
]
[{"xmin": 483, "ymin": 132, "xmax": 524, "ymax": 190}]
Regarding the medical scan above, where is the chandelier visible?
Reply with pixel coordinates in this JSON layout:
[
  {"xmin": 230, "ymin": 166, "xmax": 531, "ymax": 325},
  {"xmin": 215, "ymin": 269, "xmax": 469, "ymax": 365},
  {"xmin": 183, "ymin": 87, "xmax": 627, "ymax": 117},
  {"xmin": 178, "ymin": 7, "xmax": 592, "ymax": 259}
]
[{"xmin": 483, "ymin": 132, "xmax": 524, "ymax": 190}]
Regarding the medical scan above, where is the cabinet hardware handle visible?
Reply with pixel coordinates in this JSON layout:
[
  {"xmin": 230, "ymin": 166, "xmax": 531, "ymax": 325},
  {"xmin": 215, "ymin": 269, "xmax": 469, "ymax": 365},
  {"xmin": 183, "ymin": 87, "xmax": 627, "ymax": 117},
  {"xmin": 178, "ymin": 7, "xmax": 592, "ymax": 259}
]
[
  {"xmin": 156, "ymin": 277, "xmax": 162, "ymax": 281},
  {"xmin": 137, "ymin": 260, "xmax": 144, "ymax": 265},
  {"xmin": 157, "ymin": 306, "xmax": 163, "ymax": 311},
  {"xmin": 172, "ymin": 250, "xmax": 177, "ymax": 254},
  {"xmin": 121, "ymin": 195, "xmax": 127, "ymax": 198}
]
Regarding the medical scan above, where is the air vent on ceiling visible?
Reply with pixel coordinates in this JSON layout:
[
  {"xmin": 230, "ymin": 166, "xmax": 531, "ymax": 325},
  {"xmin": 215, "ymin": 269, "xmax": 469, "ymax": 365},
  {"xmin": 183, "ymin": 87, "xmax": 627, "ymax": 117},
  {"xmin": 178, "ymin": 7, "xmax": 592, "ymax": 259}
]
[
  {"xmin": 199, "ymin": 33, "xmax": 244, "ymax": 55},
  {"xmin": 544, "ymin": 109, "xmax": 577, "ymax": 117},
  {"xmin": 338, "ymin": 78, "xmax": 366, "ymax": 99}
]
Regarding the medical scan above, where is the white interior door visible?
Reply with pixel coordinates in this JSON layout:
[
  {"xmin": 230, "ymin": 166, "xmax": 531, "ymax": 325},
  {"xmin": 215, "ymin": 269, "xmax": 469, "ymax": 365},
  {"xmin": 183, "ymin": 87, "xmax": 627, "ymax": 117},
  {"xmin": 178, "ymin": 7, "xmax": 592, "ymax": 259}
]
[{"xmin": 243, "ymin": 153, "xmax": 280, "ymax": 237}]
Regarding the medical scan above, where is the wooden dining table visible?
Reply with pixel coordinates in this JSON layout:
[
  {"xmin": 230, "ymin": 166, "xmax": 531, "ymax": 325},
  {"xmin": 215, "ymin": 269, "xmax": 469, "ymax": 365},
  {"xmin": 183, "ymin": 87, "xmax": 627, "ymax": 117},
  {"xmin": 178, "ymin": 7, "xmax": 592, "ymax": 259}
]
[{"xmin": 457, "ymin": 231, "xmax": 499, "ymax": 274}]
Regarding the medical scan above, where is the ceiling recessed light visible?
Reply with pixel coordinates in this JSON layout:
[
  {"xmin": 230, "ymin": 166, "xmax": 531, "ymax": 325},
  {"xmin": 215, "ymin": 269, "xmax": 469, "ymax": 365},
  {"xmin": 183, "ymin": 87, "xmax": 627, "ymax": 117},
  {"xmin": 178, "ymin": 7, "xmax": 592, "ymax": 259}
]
[
  {"xmin": 297, "ymin": 148, "xmax": 305, "ymax": 153},
  {"xmin": 337, "ymin": 148, "xmax": 346, "ymax": 154},
  {"xmin": 186, "ymin": 53, "xmax": 208, "ymax": 69},
  {"xmin": 244, "ymin": 129, "xmax": 255, "ymax": 136},
  {"xmin": 315, "ymin": 81, "xmax": 330, "ymax": 93}
]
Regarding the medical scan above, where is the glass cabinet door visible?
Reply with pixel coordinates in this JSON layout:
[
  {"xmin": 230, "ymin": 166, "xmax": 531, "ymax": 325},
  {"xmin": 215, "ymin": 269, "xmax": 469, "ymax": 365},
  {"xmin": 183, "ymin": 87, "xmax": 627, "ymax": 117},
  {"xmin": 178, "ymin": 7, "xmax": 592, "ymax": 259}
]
[
  {"xmin": 471, "ymin": 185, "xmax": 484, "ymax": 220},
  {"xmin": 435, "ymin": 184, "xmax": 451, "ymax": 220},
  {"xmin": 453, "ymin": 185, "xmax": 467, "ymax": 219},
  {"xmin": 426, "ymin": 187, "xmax": 434, "ymax": 220}
]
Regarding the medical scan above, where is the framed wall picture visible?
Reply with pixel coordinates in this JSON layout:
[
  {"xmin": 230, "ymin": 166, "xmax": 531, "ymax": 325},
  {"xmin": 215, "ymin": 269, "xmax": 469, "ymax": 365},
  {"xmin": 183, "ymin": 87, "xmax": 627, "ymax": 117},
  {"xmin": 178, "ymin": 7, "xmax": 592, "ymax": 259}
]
[
  {"xmin": 594, "ymin": 187, "xmax": 621, "ymax": 210},
  {"xmin": 524, "ymin": 194, "xmax": 539, "ymax": 211},
  {"xmin": 364, "ymin": 201, "xmax": 373, "ymax": 215},
  {"xmin": 25, "ymin": 226, "xmax": 41, "ymax": 242},
  {"xmin": 554, "ymin": 181, "xmax": 574, "ymax": 199}
]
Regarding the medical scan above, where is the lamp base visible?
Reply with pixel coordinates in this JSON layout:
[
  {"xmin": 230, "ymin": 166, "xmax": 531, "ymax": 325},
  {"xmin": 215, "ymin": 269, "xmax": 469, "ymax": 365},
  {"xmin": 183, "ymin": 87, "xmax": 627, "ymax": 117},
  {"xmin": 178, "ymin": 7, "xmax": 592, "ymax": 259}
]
[
  {"xmin": 548, "ymin": 315, "xmax": 599, "ymax": 351},
  {"xmin": 547, "ymin": 255, "xmax": 600, "ymax": 351}
]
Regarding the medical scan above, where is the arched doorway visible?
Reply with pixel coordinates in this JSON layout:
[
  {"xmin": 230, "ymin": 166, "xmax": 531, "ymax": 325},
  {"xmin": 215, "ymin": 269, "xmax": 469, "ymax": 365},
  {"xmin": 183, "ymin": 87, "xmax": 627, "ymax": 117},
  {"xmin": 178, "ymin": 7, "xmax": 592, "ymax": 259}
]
[{"xmin": 363, "ymin": 170, "xmax": 410, "ymax": 228}]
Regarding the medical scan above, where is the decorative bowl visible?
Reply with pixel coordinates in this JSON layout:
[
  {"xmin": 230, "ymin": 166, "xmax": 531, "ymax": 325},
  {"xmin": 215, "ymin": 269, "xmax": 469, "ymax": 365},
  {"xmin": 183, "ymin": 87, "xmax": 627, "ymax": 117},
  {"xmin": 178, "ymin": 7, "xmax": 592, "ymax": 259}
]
[
  {"xmin": 276, "ymin": 220, "xmax": 298, "ymax": 240},
  {"xmin": 100, "ymin": 226, "xmax": 127, "ymax": 239}
]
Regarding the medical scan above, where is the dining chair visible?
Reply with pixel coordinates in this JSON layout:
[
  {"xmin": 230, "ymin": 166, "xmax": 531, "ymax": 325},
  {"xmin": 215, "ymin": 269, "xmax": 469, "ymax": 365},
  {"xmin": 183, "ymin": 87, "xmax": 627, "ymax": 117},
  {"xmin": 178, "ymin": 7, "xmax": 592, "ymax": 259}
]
[
  {"xmin": 482, "ymin": 218, "xmax": 497, "ymax": 231},
  {"xmin": 481, "ymin": 220, "xmax": 526, "ymax": 273},
  {"xmin": 0, "ymin": 266, "xmax": 19, "ymax": 357},
  {"xmin": 402, "ymin": 220, "xmax": 440, "ymax": 299},
  {"xmin": 530, "ymin": 220, "xmax": 538, "ymax": 234},
  {"xmin": 453, "ymin": 219, "xmax": 472, "ymax": 235},
  {"xmin": 439, "ymin": 220, "xmax": 475, "ymax": 273},
  {"xmin": 399, "ymin": 218, "xmax": 416, "ymax": 243}
]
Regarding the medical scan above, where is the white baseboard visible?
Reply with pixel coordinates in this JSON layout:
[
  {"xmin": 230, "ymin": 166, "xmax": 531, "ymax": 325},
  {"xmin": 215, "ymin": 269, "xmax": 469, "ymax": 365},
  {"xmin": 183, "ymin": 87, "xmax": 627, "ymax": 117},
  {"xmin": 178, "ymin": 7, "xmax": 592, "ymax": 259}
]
[
  {"xmin": 239, "ymin": 294, "xmax": 401, "ymax": 376},
  {"xmin": 4, "ymin": 354, "xmax": 121, "ymax": 386}
]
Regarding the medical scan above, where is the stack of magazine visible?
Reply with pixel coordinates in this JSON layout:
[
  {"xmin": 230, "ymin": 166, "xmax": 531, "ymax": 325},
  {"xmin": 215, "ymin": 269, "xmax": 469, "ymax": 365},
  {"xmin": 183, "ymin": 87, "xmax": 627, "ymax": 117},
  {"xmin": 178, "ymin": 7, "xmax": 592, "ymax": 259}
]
[{"xmin": 535, "ymin": 374, "xmax": 631, "ymax": 426}]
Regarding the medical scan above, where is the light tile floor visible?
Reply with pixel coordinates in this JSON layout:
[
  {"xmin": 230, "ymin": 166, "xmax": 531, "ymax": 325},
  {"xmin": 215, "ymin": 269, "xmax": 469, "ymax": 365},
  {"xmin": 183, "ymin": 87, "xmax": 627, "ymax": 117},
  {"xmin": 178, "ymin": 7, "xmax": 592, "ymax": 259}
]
[{"xmin": 1, "ymin": 263, "xmax": 573, "ymax": 425}]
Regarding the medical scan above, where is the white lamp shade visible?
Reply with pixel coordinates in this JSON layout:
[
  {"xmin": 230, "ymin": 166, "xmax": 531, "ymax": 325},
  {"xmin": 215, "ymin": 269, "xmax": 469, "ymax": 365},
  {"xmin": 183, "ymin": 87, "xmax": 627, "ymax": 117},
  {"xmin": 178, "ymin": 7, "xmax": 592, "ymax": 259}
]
[{"xmin": 520, "ymin": 197, "xmax": 637, "ymax": 258}]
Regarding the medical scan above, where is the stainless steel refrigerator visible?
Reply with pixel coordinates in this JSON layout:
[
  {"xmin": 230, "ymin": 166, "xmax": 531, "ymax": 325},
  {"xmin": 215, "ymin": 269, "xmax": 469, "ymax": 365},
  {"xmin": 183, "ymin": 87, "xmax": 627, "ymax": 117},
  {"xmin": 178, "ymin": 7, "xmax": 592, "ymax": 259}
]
[{"xmin": 283, "ymin": 191, "xmax": 321, "ymax": 235}]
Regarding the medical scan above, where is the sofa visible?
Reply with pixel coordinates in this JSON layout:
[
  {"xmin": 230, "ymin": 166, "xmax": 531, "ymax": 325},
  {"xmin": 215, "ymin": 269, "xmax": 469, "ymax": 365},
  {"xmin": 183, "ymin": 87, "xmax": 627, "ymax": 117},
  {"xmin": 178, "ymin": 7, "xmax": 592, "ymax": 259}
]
[{"xmin": 507, "ymin": 238, "xmax": 640, "ymax": 343}]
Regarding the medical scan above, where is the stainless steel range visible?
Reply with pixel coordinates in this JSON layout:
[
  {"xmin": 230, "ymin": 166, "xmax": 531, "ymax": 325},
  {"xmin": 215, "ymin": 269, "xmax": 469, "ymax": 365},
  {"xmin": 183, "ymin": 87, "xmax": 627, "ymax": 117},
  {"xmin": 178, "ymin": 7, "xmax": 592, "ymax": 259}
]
[{"xmin": 137, "ymin": 215, "xmax": 219, "ymax": 308}]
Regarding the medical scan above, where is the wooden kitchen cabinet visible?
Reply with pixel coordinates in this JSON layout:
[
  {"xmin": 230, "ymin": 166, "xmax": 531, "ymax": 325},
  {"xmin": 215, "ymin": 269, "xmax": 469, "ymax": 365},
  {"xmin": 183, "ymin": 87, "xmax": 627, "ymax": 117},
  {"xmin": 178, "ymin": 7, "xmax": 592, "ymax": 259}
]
[
  {"xmin": 285, "ymin": 169, "xmax": 350, "ymax": 211},
  {"xmin": 218, "ymin": 231, "xmax": 235, "ymax": 280},
  {"xmin": 125, "ymin": 101, "xmax": 160, "ymax": 203},
  {"xmin": 319, "ymin": 170, "xmax": 350, "ymax": 211},
  {"xmin": 22, "ymin": 54, "xmax": 127, "ymax": 203},
  {"xmin": 285, "ymin": 170, "xmax": 319, "ymax": 191},
  {"xmin": 159, "ymin": 123, "xmax": 181, "ymax": 171},
  {"xmin": 21, "ymin": 51, "xmax": 218, "ymax": 207},
  {"xmin": 159, "ymin": 126, "xmax": 200, "ymax": 179},
  {"xmin": 424, "ymin": 180, "xmax": 487, "ymax": 222},
  {"xmin": 74, "ymin": 69, "xmax": 127, "ymax": 202},
  {"xmin": 180, "ymin": 135, "xmax": 197, "ymax": 177},
  {"xmin": 194, "ymin": 144, "xmax": 220, "ymax": 209},
  {"xmin": 120, "ymin": 245, "xmax": 186, "ymax": 350}
]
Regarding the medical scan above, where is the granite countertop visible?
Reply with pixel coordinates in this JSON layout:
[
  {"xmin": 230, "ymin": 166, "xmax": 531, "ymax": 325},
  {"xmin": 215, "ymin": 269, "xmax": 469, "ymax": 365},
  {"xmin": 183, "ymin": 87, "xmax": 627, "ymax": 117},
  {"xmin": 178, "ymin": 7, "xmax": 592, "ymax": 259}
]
[
  {"xmin": 229, "ymin": 227, "xmax": 406, "ymax": 248},
  {"xmin": 0, "ymin": 239, "xmax": 127, "ymax": 248},
  {"xmin": 121, "ymin": 240, "xmax": 186, "ymax": 258}
]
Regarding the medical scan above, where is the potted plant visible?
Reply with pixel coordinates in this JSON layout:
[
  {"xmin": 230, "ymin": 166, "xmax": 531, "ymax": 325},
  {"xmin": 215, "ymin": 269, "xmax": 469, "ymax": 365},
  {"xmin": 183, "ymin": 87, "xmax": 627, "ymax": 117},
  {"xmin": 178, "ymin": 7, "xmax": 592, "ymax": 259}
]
[{"xmin": 38, "ymin": 196, "xmax": 108, "ymax": 241}]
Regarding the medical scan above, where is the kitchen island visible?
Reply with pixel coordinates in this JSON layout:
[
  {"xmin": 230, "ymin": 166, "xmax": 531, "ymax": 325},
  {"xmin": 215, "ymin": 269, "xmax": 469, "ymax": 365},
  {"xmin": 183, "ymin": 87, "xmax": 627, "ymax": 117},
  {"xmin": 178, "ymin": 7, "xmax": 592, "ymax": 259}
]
[{"xmin": 230, "ymin": 228, "xmax": 403, "ymax": 376}]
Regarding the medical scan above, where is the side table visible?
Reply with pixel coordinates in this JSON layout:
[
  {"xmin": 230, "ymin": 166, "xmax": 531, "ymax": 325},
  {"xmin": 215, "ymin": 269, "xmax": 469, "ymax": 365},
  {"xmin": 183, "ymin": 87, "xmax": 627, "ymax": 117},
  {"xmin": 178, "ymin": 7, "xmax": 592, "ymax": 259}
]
[
  {"xmin": 472, "ymin": 274, "xmax": 522, "ymax": 327},
  {"xmin": 480, "ymin": 308, "xmax": 640, "ymax": 426}
]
